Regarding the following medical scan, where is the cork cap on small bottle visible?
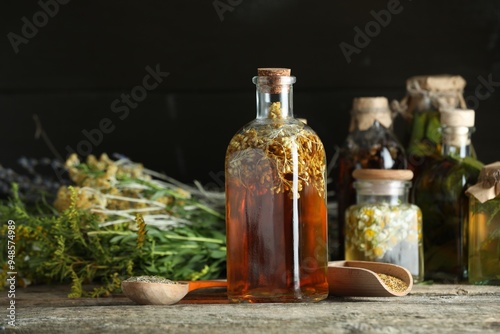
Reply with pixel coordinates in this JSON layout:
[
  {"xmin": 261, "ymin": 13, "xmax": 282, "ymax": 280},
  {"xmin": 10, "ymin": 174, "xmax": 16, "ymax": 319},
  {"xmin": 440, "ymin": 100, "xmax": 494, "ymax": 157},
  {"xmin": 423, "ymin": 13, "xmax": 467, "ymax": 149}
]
[
  {"xmin": 440, "ymin": 109, "xmax": 475, "ymax": 127},
  {"xmin": 350, "ymin": 96, "xmax": 393, "ymax": 131},
  {"xmin": 440, "ymin": 109, "xmax": 475, "ymax": 147},
  {"xmin": 257, "ymin": 68, "xmax": 291, "ymax": 77},
  {"xmin": 256, "ymin": 68, "xmax": 292, "ymax": 94},
  {"xmin": 352, "ymin": 97, "xmax": 390, "ymax": 112}
]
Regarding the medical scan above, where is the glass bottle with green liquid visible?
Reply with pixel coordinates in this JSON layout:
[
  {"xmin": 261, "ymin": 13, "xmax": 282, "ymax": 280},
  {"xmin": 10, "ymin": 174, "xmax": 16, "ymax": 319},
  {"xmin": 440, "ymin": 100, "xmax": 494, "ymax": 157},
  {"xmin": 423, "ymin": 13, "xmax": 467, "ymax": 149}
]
[
  {"xmin": 412, "ymin": 109, "xmax": 483, "ymax": 283},
  {"xmin": 392, "ymin": 75, "xmax": 470, "ymax": 182}
]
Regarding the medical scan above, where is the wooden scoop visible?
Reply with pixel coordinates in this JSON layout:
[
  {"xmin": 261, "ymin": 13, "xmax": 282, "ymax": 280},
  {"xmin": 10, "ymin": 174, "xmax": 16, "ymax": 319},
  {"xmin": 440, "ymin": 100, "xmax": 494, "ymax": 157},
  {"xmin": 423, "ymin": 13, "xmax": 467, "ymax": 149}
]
[
  {"xmin": 122, "ymin": 261, "xmax": 413, "ymax": 305},
  {"xmin": 121, "ymin": 279, "xmax": 226, "ymax": 305},
  {"xmin": 328, "ymin": 260, "xmax": 413, "ymax": 297}
]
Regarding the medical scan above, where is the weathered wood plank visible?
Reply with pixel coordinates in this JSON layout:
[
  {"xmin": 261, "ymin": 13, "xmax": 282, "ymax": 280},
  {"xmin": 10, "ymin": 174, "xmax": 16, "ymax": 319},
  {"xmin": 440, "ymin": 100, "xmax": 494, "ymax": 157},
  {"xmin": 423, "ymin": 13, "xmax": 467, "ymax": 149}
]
[{"xmin": 2, "ymin": 284, "xmax": 500, "ymax": 333}]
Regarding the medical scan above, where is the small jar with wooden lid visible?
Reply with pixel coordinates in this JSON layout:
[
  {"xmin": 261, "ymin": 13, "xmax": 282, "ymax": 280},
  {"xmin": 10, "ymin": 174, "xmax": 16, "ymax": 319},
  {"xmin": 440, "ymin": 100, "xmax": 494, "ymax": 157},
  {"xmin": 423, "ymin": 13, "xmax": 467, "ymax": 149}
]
[{"xmin": 345, "ymin": 169, "xmax": 424, "ymax": 282}]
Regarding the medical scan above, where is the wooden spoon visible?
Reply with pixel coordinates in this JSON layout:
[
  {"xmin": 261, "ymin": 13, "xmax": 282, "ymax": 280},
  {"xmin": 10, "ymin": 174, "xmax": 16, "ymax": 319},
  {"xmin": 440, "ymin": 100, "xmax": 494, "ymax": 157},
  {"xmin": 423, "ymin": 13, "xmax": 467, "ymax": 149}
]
[
  {"xmin": 121, "ymin": 278, "xmax": 226, "ymax": 305},
  {"xmin": 122, "ymin": 261, "xmax": 413, "ymax": 304},
  {"xmin": 328, "ymin": 260, "xmax": 413, "ymax": 297}
]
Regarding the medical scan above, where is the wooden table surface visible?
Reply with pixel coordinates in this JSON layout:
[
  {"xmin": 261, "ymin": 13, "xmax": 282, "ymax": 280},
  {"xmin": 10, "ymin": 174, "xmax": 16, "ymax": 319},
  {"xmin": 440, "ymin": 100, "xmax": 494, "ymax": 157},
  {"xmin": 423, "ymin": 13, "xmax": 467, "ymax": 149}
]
[{"xmin": 2, "ymin": 283, "xmax": 500, "ymax": 333}]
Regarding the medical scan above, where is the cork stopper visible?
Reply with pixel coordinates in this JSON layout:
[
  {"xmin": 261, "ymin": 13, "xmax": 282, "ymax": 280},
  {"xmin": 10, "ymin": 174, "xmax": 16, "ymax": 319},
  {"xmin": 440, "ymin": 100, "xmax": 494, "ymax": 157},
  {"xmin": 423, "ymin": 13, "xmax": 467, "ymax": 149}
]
[
  {"xmin": 440, "ymin": 109, "xmax": 475, "ymax": 127},
  {"xmin": 350, "ymin": 97, "xmax": 393, "ymax": 131},
  {"xmin": 406, "ymin": 75, "xmax": 466, "ymax": 93},
  {"xmin": 353, "ymin": 169, "xmax": 414, "ymax": 181},
  {"xmin": 466, "ymin": 162, "xmax": 500, "ymax": 203},
  {"xmin": 255, "ymin": 68, "xmax": 293, "ymax": 94},
  {"xmin": 440, "ymin": 109, "xmax": 475, "ymax": 146},
  {"xmin": 257, "ymin": 68, "xmax": 291, "ymax": 77}
]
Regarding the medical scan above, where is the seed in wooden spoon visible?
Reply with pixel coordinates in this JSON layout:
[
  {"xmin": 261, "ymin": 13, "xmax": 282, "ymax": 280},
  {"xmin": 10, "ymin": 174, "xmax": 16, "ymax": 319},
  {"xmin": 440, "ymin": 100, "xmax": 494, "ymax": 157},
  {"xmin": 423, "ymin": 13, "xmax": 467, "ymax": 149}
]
[
  {"xmin": 121, "ymin": 275, "xmax": 190, "ymax": 305},
  {"xmin": 121, "ymin": 276, "xmax": 228, "ymax": 305},
  {"xmin": 123, "ymin": 275, "xmax": 178, "ymax": 284},
  {"xmin": 377, "ymin": 273, "xmax": 408, "ymax": 293}
]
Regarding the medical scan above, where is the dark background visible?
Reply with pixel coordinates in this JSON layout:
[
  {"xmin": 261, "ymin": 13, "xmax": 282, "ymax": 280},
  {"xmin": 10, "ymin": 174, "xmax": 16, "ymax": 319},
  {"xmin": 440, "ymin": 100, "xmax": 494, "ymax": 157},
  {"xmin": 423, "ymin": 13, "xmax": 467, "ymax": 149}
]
[{"xmin": 1, "ymin": 0, "xmax": 499, "ymax": 188}]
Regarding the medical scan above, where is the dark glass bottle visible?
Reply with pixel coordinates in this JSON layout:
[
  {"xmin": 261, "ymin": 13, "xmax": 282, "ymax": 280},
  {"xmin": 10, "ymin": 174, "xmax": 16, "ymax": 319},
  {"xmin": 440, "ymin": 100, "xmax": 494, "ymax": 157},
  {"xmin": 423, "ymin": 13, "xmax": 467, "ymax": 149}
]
[
  {"xmin": 225, "ymin": 68, "xmax": 329, "ymax": 303},
  {"xmin": 412, "ymin": 109, "xmax": 483, "ymax": 283},
  {"xmin": 333, "ymin": 97, "xmax": 407, "ymax": 260}
]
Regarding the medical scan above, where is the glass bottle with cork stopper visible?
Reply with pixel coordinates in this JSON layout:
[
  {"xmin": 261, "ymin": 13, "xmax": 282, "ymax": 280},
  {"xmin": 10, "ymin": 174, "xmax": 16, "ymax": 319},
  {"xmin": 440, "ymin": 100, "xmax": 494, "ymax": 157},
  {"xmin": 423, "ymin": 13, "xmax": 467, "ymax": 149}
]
[
  {"xmin": 345, "ymin": 169, "xmax": 424, "ymax": 282},
  {"xmin": 412, "ymin": 108, "xmax": 483, "ymax": 283},
  {"xmin": 466, "ymin": 162, "xmax": 500, "ymax": 285},
  {"xmin": 225, "ymin": 68, "xmax": 329, "ymax": 303},
  {"xmin": 392, "ymin": 75, "xmax": 470, "ymax": 181},
  {"xmin": 332, "ymin": 96, "xmax": 407, "ymax": 261}
]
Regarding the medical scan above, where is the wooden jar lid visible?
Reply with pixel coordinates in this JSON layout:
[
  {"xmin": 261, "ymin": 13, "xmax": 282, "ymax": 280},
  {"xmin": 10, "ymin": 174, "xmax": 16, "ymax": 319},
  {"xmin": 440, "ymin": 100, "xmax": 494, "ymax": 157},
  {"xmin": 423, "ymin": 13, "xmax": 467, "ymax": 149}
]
[{"xmin": 352, "ymin": 169, "xmax": 414, "ymax": 181}]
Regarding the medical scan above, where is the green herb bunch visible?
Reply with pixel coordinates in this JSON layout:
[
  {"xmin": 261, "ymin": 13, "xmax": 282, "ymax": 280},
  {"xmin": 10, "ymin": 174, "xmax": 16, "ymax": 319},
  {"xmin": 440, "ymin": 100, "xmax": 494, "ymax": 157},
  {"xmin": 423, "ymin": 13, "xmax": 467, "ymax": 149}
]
[{"xmin": 0, "ymin": 154, "xmax": 226, "ymax": 297}]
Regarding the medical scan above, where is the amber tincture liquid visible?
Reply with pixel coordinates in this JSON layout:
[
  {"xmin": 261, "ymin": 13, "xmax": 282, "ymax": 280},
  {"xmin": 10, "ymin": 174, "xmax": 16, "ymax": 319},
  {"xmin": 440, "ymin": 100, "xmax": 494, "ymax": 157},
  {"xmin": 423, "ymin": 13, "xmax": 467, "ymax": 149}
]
[{"xmin": 225, "ymin": 69, "xmax": 328, "ymax": 303}]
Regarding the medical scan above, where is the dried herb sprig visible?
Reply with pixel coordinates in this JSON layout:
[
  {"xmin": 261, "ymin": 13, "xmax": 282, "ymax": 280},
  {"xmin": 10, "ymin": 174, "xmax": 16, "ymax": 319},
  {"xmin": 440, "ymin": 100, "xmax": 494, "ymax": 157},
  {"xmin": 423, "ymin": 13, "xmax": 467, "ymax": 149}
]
[{"xmin": 0, "ymin": 154, "xmax": 226, "ymax": 297}]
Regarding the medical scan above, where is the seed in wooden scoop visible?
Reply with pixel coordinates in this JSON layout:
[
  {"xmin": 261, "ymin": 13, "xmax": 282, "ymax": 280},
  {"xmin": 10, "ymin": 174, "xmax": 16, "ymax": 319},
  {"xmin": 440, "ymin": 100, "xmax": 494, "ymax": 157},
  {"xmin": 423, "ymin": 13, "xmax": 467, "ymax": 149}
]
[{"xmin": 377, "ymin": 273, "xmax": 409, "ymax": 294}]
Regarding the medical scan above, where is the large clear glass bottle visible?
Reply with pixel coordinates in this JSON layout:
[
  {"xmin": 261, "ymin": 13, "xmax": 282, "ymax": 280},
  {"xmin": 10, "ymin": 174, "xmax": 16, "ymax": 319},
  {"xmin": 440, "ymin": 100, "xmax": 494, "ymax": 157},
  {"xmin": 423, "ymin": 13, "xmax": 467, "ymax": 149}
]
[
  {"xmin": 412, "ymin": 109, "xmax": 483, "ymax": 283},
  {"xmin": 345, "ymin": 169, "xmax": 424, "ymax": 282},
  {"xmin": 392, "ymin": 75, "xmax": 468, "ymax": 182},
  {"xmin": 225, "ymin": 68, "xmax": 329, "ymax": 303},
  {"xmin": 466, "ymin": 162, "xmax": 500, "ymax": 285},
  {"xmin": 333, "ymin": 97, "xmax": 407, "ymax": 260}
]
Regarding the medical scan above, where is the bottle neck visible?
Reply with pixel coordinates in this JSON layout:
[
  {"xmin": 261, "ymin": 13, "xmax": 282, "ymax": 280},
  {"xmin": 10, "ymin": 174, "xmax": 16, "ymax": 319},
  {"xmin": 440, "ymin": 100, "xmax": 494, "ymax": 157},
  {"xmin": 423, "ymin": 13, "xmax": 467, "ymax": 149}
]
[
  {"xmin": 253, "ymin": 76, "xmax": 295, "ymax": 120},
  {"xmin": 441, "ymin": 126, "xmax": 474, "ymax": 159}
]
